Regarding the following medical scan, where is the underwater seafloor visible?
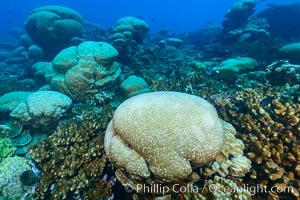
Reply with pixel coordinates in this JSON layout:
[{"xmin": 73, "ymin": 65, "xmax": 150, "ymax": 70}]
[{"xmin": 0, "ymin": 1, "xmax": 299, "ymax": 200}]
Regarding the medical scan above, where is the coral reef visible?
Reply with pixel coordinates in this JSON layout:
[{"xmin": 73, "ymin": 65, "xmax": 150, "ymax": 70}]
[
  {"xmin": 10, "ymin": 91, "xmax": 72, "ymax": 128},
  {"xmin": 25, "ymin": 44, "xmax": 45, "ymax": 64},
  {"xmin": 223, "ymin": 17, "xmax": 270, "ymax": 44},
  {"xmin": 29, "ymin": 105, "xmax": 113, "ymax": 199},
  {"xmin": 31, "ymin": 62, "xmax": 57, "ymax": 88},
  {"xmin": 159, "ymin": 38, "xmax": 184, "ymax": 48},
  {"xmin": 279, "ymin": 42, "xmax": 300, "ymax": 64},
  {"xmin": 222, "ymin": 0, "xmax": 256, "ymax": 32},
  {"xmin": 0, "ymin": 119, "xmax": 22, "ymax": 138},
  {"xmin": 256, "ymin": 3, "xmax": 300, "ymax": 40},
  {"xmin": 0, "ymin": 138, "xmax": 16, "ymax": 160},
  {"xmin": 141, "ymin": 53, "xmax": 226, "ymax": 99},
  {"xmin": 0, "ymin": 156, "xmax": 33, "ymax": 199},
  {"xmin": 110, "ymin": 16, "xmax": 149, "ymax": 44},
  {"xmin": 2, "ymin": 2, "xmax": 300, "ymax": 200},
  {"xmin": 200, "ymin": 121, "xmax": 251, "ymax": 178},
  {"xmin": 24, "ymin": 5, "xmax": 84, "ymax": 59},
  {"xmin": 105, "ymin": 91, "xmax": 224, "ymax": 185},
  {"xmin": 33, "ymin": 41, "xmax": 121, "ymax": 100},
  {"xmin": 0, "ymin": 75, "xmax": 35, "ymax": 97},
  {"xmin": 213, "ymin": 84, "xmax": 300, "ymax": 199},
  {"xmin": 141, "ymin": 55, "xmax": 298, "ymax": 200},
  {"xmin": 0, "ymin": 119, "xmax": 35, "ymax": 156},
  {"xmin": 212, "ymin": 57, "xmax": 258, "ymax": 83},
  {"xmin": 266, "ymin": 62, "xmax": 300, "ymax": 86},
  {"xmin": 12, "ymin": 130, "xmax": 32, "ymax": 147},
  {"xmin": 105, "ymin": 91, "xmax": 249, "ymax": 199},
  {"xmin": 120, "ymin": 75, "xmax": 151, "ymax": 98},
  {"xmin": 0, "ymin": 91, "xmax": 32, "ymax": 114},
  {"xmin": 109, "ymin": 16, "xmax": 149, "ymax": 63}
]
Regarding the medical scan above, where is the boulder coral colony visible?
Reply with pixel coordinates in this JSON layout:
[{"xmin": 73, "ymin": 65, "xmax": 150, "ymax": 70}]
[{"xmin": 0, "ymin": 0, "xmax": 299, "ymax": 200}]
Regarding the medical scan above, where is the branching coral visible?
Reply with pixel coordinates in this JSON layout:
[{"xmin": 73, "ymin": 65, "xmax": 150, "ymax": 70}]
[
  {"xmin": 212, "ymin": 84, "xmax": 300, "ymax": 199},
  {"xmin": 29, "ymin": 105, "xmax": 114, "ymax": 199}
]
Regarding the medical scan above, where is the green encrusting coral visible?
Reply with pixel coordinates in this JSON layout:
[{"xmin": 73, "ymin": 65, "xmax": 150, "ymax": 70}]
[{"xmin": 0, "ymin": 138, "xmax": 16, "ymax": 160}]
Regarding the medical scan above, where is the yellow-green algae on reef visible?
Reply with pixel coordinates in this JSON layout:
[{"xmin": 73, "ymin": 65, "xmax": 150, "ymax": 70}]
[{"xmin": 0, "ymin": 137, "xmax": 16, "ymax": 159}]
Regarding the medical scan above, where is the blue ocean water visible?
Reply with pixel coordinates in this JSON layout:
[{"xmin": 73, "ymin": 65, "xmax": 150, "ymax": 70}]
[{"xmin": 1, "ymin": 0, "xmax": 300, "ymax": 34}]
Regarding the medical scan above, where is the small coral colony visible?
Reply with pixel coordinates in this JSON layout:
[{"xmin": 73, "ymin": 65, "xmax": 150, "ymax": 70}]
[{"xmin": 0, "ymin": 0, "xmax": 299, "ymax": 200}]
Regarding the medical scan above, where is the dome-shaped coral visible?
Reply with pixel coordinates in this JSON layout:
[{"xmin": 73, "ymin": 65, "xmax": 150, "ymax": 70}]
[
  {"xmin": 32, "ymin": 41, "xmax": 121, "ymax": 100},
  {"xmin": 112, "ymin": 16, "xmax": 149, "ymax": 43},
  {"xmin": 104, "ymin": 91, "xmax": 224, "ymax": 184},
  {"xmin": 10, "ymin": 91, "xmax": 72, "ymax": 128},
  {"xmin": 120, "ymin": 75, "xmax": 151, "ymax": 98},
  {"xmin": 24, "ymin": 6, "xmax": 84, "ymax": 59},
  {"xmin": 109, "ymin": 16, "xmax": 149, "ymax": 64}
]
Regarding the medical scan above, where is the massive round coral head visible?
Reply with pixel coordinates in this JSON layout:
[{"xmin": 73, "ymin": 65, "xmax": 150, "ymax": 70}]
[{"xmin": 105, "ymin": 91, "xmax": 224, "ymax": 183}]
